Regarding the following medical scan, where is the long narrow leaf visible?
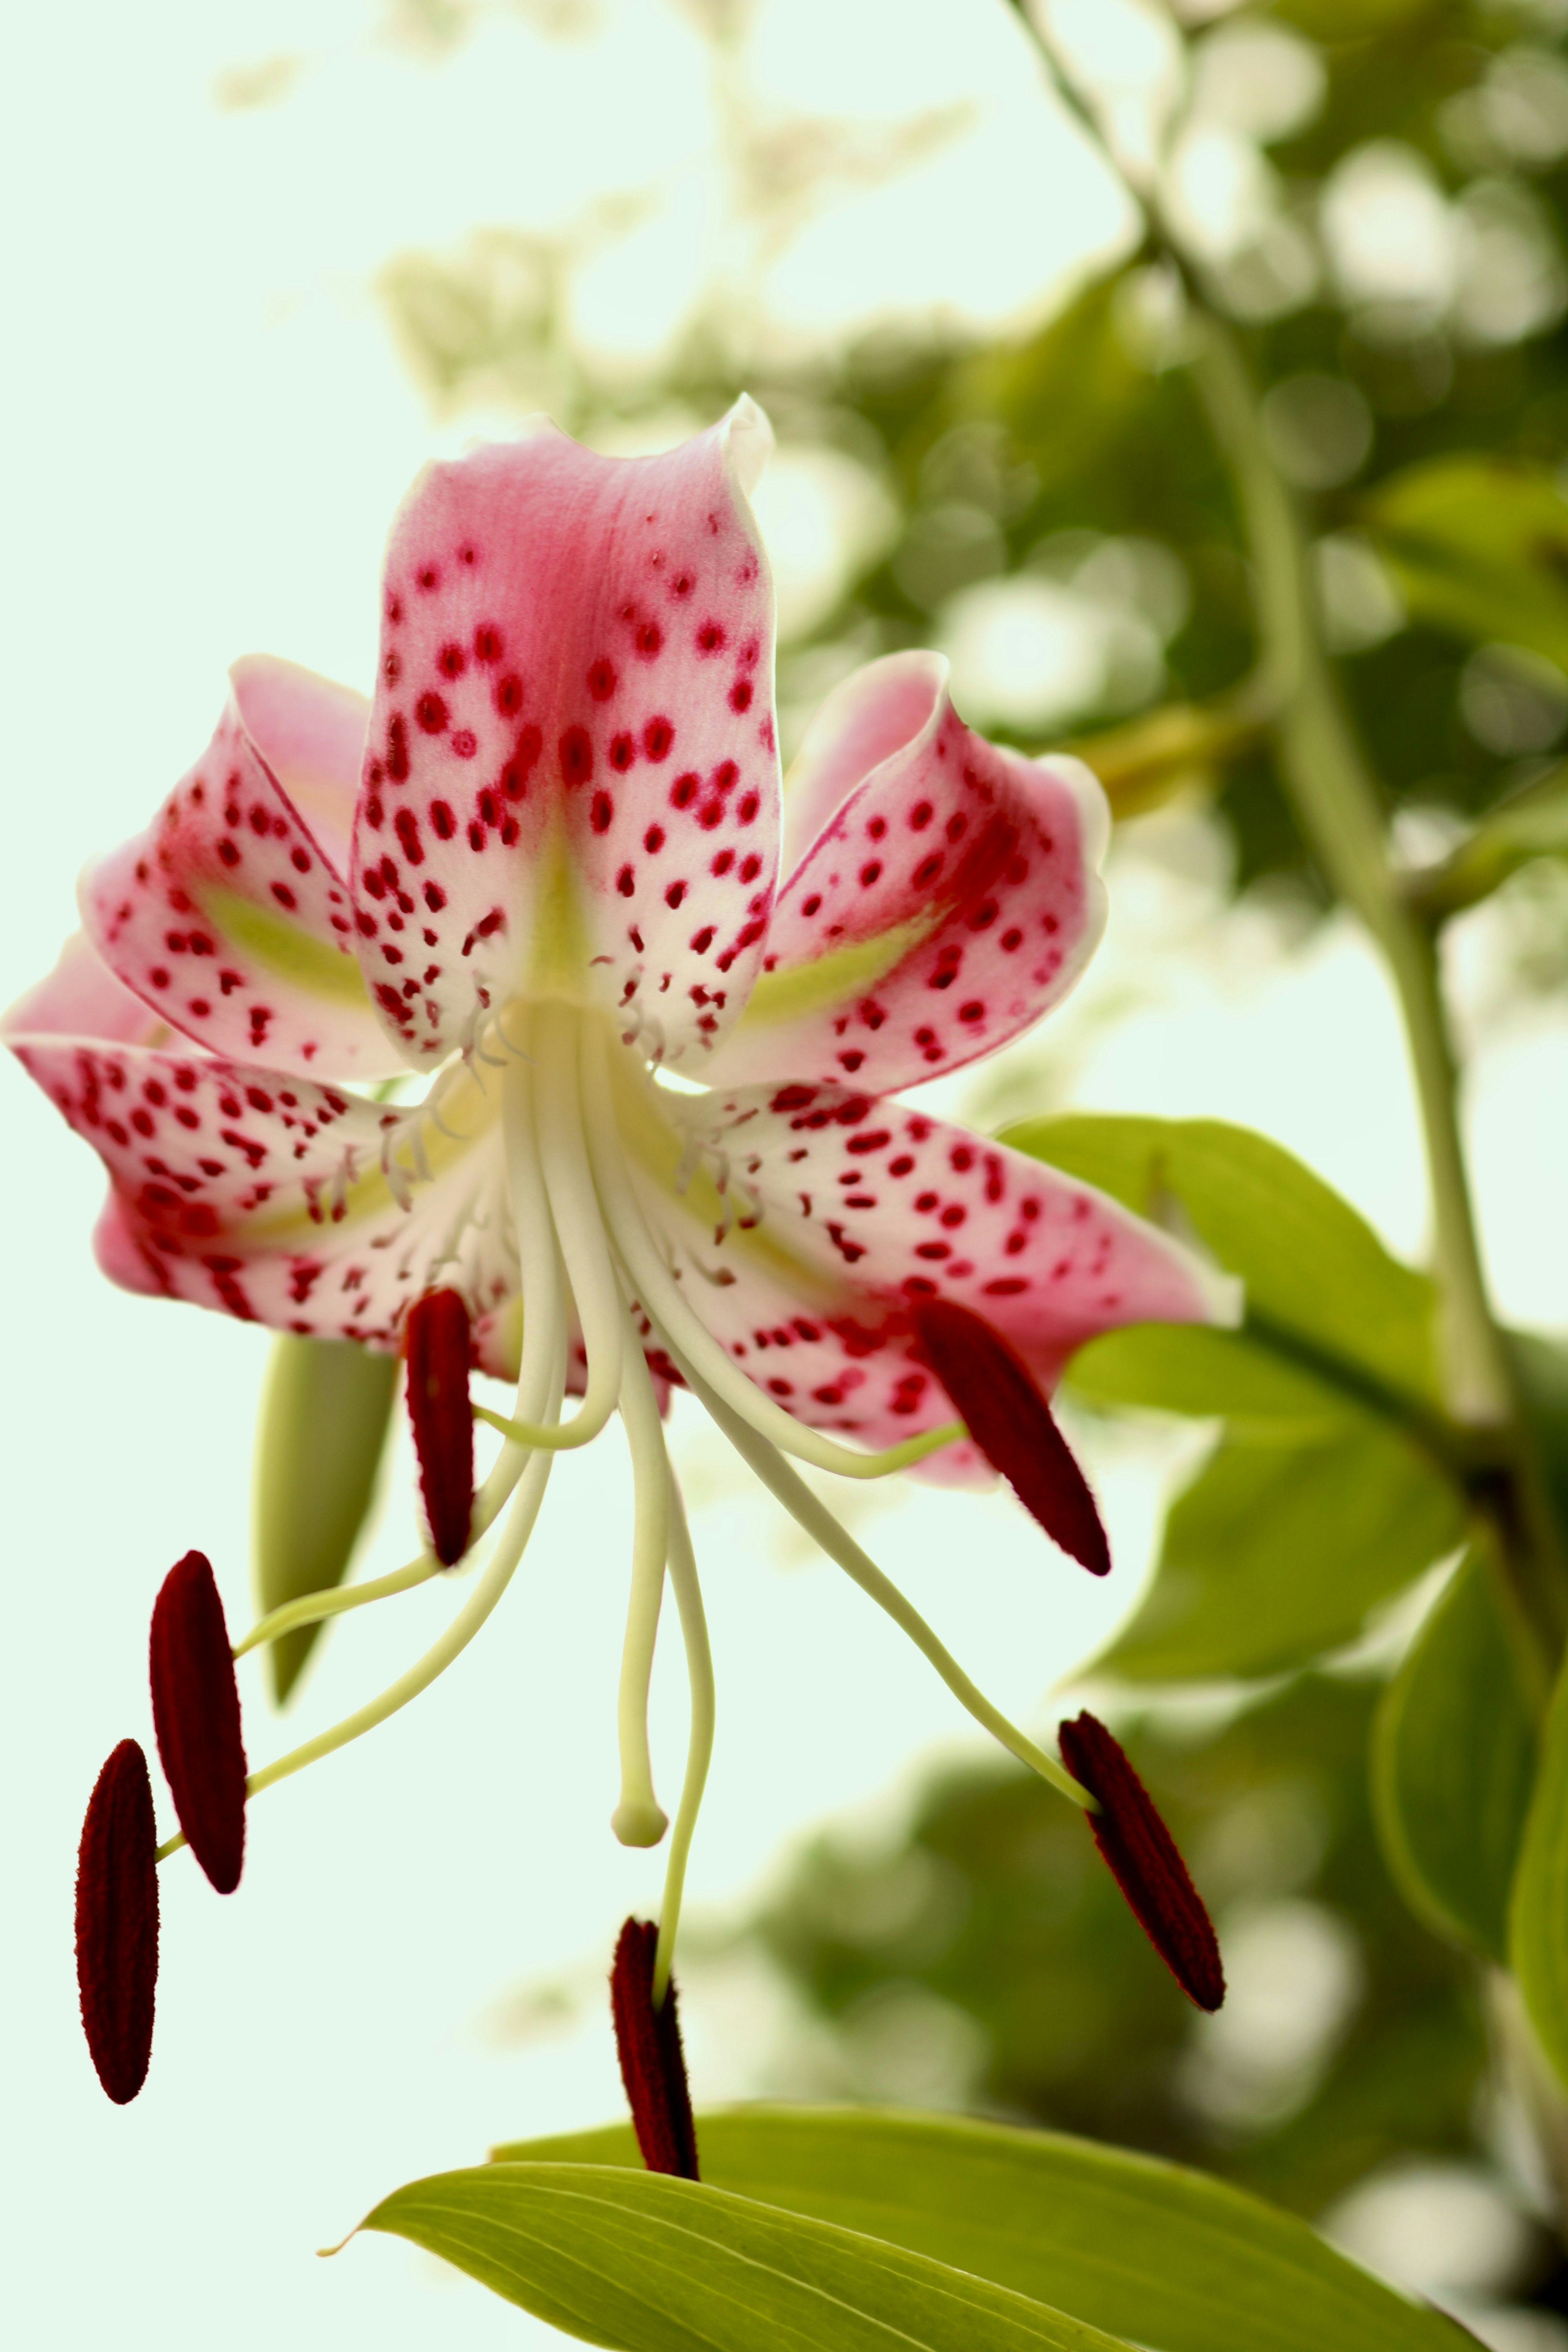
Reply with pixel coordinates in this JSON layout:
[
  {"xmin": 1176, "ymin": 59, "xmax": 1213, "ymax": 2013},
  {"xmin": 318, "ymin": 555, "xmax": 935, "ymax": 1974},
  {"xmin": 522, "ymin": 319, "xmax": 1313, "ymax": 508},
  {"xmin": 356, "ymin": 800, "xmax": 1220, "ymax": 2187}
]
[
  {"xmin": 488, "ymin": 2108, "xmax": 1474, "ymax": 2352},
  {"xmin": 359, "ymin": 2160, "xmax": 1136, "ymax": 2352}
]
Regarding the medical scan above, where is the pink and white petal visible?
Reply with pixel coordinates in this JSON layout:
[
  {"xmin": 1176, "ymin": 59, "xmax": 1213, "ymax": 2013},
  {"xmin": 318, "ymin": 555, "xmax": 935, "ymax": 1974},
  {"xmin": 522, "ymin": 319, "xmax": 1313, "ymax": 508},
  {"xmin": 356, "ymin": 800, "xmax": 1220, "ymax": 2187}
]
[
  {"xmin": 352, "ymin": 399, "xmax": 781, "ymax": 1070},
  {"xmin": 704, "ymin": 662, "xmax": 1110, "ymax": 1095},
  {"xmin": 80, "ymin": 670, "xmax": 401, "ymax": 1083},
  {"xmin": 1, "ymin": 930, "xmax": 178, "ymax": 1050},
  {"xmin": 624, "ymin": 1075, "xmax": 1228, "ymax": 1463},
  {"xmin": 8, "ymin": 1037, "xmax": 517, "ymax": 1360},
  {"xmin": 780, "ymin": 651, "xmax": 949, "ymax": 869},
  {"xmin": 230, "ymin": 655, "xmax": 369, "ymax": 878}
]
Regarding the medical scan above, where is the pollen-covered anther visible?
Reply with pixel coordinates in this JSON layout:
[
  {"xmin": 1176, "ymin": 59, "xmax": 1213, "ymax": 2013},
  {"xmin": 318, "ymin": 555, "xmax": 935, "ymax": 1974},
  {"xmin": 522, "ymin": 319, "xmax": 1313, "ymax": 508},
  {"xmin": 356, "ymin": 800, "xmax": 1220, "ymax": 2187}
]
[
  {"xmin": 75, "ymin": 1739, "xmax": 159, "ymax": 2104},
  {"xmin": 911, "ymin": 1297, "xmax": 1110, "ymax": 1575},
  {"xmin": 610, "ymin": 1917, "xmax": 700, "ymax": 2180},
  {"xmin": 1058, "ymin": 1709, "xmax": 1225, "ymax": 2012},
  {"xmin": 149, "ymin": 1550, "xmax": 248, "ymax": 1893},
  {"xmin": 405, "ymin": 1286, "xmax": 475, "ymax": 1566}
]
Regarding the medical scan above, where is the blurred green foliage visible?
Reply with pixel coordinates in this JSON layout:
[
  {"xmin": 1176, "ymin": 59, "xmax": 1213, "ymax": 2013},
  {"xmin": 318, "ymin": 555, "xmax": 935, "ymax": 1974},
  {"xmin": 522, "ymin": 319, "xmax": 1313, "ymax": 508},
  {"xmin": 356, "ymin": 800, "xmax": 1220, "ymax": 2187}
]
[{"xmin": 749, "ymin": 1673, "xmax": 1485, "ymax": 2222}]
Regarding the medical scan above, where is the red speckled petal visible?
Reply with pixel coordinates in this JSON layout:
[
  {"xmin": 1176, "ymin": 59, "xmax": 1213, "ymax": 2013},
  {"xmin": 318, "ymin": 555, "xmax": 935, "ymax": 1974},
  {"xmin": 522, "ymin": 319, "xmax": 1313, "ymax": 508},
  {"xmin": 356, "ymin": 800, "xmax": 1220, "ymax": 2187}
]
[
  {"xmin": 6, "ymin": 1036, "xmax": 519, "ymax": 1366},
  {"xmin": 352, "ymin": 400, "xmax": 780, "ymax": 1069},
  {"xmin": 80, "ymin": 665, "xmax": 401, "ymax": 1084},
  {"xmin": 229, "ymin": 654, "xmax": 368, "ymax": 878},
  {"xmin": 1, "ymin": 930, "xmax": 178, "ymax": 1051},
  {"xmin": 780, "ymin": 650, "xmax": 949, "ymax": 867},
  {"xmin": 704, "ymin": 655, "xmax": 1108, "ymax": 1094},
  {"xmin": 621, "ymin": 1070, "xmax": 1226, "ymax": 1465}
]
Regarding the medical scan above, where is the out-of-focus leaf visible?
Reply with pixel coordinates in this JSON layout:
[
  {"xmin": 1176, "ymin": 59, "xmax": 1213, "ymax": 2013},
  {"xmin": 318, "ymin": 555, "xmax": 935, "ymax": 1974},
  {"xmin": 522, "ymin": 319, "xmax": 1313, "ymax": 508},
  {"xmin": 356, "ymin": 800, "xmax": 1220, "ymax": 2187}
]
[
  {"xmin": 743, "ymin": 1677, "xmax": 1484, "ymax": 2219},
  {"xmin": 1511, "ymin": 1650, "xmax": 1568, "ymax": 2092},
  {"xmin": 1067, "ymin": 697, "xmax": 1268, "ymax": 820},
  {"xmin": 359, "ymin": 2158, "xmax": 1134, "ymax": 2351},
  {"xmin": 252, "ymin": 1334, "xmax": 399, "ymax": 1704},
  {"xmin": 1359, "ymin": 457, "xmax": 1568, "ymax": 672},
  {"xmin": 487, "ymin": 2110, "xmax": 1474, "ymax": 2352},
  {"xmin": 1069, "ymin": 1323, "xmax": 1358, "ymax": 1434},
  {"xmin": 1513, "ymin": 1330, "xmax": 1568, "ymax": 1562},
  {"xmin": 1009, "ymin": 1118, "xmax": 1462, "ymax": 1679},
  {"xmin": 1374, "ymin": 1554, "xmax": 1537, "ymax": 1961},
  {"xmin": 1408, "ymin": 762, "xmax": 1568, "ymax": 921},
  {"xmin": 1100, "ymin": 1423, "xmax": 1464, "ymax": 1683},
  {"xmin": 1003, "ymin": 1115, "xmax": 1442, "ymax": 1409}
]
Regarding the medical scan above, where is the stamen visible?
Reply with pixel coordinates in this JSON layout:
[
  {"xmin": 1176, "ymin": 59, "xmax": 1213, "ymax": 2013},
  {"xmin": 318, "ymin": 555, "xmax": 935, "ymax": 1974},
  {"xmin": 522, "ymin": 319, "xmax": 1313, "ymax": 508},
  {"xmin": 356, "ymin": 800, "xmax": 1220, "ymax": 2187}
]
[
  {"xmin": 610, "ymin": 1916, "xmax": 699, "ymax": 2180},
  {"xmin": 149, "ymin": 1551, "xmax": 247, "ymax": 1894},
  {"xmin": 578, "ymin": 1018, "xmax": 967, "ymax": 1481},
  {"xmin": 75, "ymin": 1739, "xmax": 158, "ymax": 2104},
  {"xmin": 652, "ymin": 1475, "xmax": 714, "ymax": 2007},
  {"xmin": 1057, "ymin": 1710, "xmax": 1225, "ymax": 2012},
  {"xmin": 232, "ymin": 1555, "xmax": 439, "ymax": 1662},
  {"xmin": 405, "ymin": 1288, "xmax": 476, "ymax": 1567},
  {"xmin": 158, "ymin": 1347, "xmax": 566, "ymax": 1863},
  {"xmin": 676, "ymin": 1344, "xmax": 1093, "ymax": 1810},
  {"xmin": 911, "ymin": 1298, "xmax": 1110, "ymax": 1576},
  {"xmin": 611, "ymin": 1332, "xmax": 670, "ymax": 1849},
  {"xmin": 532, "ymin": 1001, "xmax": 624, "ymax": 1447}
]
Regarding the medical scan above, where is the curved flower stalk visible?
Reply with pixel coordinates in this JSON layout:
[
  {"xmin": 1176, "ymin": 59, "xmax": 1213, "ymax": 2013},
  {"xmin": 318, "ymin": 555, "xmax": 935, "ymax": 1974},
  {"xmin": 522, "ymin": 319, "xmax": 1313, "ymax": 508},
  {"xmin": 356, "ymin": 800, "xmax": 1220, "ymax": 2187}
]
[{"xmin": 8, "ymin": 400, "xmax": 1230, "ymax": 2091}]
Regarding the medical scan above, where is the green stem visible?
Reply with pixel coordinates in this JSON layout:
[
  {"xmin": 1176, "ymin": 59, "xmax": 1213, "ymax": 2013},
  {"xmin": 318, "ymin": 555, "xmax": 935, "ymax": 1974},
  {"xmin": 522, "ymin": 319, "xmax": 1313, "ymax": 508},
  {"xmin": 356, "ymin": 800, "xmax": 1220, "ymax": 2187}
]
[{"xmin": 1190, "ymin": 317, "xmax": 1566, "ymax": 1668}]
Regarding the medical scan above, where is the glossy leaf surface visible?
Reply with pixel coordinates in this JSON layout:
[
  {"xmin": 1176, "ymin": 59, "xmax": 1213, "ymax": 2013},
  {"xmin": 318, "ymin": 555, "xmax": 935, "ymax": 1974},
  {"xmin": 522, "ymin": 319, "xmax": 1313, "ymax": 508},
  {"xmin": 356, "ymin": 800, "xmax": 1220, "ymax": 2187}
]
[
  {"xmin": 361, "ymin": 2156, "xmax": 1134, "ymax": 2351},
  {"xmin": 484, "ymin": 2110, "xmax": 1472, "ymax": 2352},
  {"xmin": 1374, "ymin": 1555, "xmax": 1536, "ymax": 1962},
  {"xmin": 1102, "ymin": 1424, "xmax": 1465, "ymax": 1683}
]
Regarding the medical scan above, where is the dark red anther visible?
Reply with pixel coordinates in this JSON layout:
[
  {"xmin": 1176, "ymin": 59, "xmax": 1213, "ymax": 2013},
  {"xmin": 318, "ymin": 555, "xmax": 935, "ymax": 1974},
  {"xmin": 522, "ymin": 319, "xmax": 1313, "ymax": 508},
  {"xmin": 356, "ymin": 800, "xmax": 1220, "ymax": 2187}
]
[
  {"xmin": 406, "ymin": 1287, "xmax": 474, "ymax": 1567},
  {"xmin": 1059, "ymin": 1709, "xmax": 1225, "ymax": 2012},
  {"xmin": 911, "ymin": 1297, "xmax": 1111, "ymax": 1576},
  {"xmin": 75, "ymin": 1740, "xmax": 159, "ymax": 2104},
  {"xmin": 149, "ymin": 1550, "xmax": 247, "ymax": 1894},
  {"xmin": 610, "ymin": 1917, "xmax": 700, "ymax": 2180}
]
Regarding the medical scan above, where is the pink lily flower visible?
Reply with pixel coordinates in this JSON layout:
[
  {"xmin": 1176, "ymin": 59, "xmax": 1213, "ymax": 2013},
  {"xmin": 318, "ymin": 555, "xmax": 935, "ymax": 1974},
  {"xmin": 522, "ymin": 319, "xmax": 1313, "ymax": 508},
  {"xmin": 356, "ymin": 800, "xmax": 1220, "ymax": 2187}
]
[{"xmin": 9, "ymin": 399, "xmax": 1227, "ymax": 2014}]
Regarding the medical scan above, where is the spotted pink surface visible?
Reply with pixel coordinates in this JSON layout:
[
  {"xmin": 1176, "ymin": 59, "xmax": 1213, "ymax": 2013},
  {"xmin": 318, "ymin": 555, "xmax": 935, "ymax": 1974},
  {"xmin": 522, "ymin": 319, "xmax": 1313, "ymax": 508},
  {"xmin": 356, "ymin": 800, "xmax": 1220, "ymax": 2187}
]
[
  {"xmin": 6, "ymin": 400, "xmax": 1223, "ymax": 1436},
  {"xmin": 352, "ymin": 401, "xmax": 778, "ymax": 1069}
]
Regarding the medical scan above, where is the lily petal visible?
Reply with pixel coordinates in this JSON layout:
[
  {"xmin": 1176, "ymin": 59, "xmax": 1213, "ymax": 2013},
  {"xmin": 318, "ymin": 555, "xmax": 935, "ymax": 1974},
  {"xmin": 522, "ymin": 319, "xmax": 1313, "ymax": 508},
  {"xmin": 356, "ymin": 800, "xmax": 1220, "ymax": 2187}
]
[
  {"xmin": 5, "ymin": 1034, "xmax": 517, "ymax": 1365},
  {"xmin": 352, "ymin": 399, "xmax": 780, "ymax": 1069},
  {"xmin": 617, "ymin": 1068, "xmax": 1225, "ymax": 1462},
  {"xmin": 705, "ymin": 654, "xmax": 1108, "ymax": 1094},
  {"xmin": 80, "ymin": 664, "xmax": 400, "ymax": 1083},
  {"xmin": 2, "ymin": 929, "xmax": 176, "ymax": 1051}
]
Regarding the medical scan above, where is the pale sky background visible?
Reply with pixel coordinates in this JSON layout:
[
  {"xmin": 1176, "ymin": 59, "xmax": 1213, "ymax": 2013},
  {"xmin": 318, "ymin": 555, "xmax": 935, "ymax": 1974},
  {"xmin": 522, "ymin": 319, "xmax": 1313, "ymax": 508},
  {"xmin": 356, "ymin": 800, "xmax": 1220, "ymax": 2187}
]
[{"xmin": 5, "ymin": 3, "xmax": 1568, "ymax": 2346}]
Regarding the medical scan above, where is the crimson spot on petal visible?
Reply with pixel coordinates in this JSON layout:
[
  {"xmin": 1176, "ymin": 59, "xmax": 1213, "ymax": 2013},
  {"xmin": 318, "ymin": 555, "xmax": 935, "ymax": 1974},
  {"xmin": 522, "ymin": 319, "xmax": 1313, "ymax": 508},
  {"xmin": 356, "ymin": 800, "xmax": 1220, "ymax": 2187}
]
[
  {"xmin": 610, "ymin": 1917, "xmax": 699, "ymax": 2180},
  {"xmin": 911, "ymin": 1296, "xmax": 1109, "ymax": 1575},
  {"xmin": 406, "ymin": 1289, "xmax": 474, "ymax": 1567},
  {"xmin": 149, "ymin": 1550, "xmax": 247, "ymax": 1894},
  {"xmin": 1058, "ymin": 1710, "xmax": 1225, "ymax": 2013},
  {"xmin": 75, "ymin": 1739, "xmax": 159, "ymax": 2104}
]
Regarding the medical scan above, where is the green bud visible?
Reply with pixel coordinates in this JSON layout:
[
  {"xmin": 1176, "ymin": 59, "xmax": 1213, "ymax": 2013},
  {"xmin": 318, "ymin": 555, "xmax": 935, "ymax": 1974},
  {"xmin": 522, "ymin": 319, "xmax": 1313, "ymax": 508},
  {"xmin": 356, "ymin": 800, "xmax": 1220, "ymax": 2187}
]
[{"xmin": 252, "ymin": 1335, "xmax": 399, "ymax": 1704}]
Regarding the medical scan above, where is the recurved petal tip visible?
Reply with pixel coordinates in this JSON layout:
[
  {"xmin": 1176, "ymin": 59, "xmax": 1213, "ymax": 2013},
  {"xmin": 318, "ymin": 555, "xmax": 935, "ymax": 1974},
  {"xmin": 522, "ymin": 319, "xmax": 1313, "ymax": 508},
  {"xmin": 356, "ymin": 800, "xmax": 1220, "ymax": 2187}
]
[
  {"xmin": 405, "ymin": 1288, "xmax": 475, "ymax": 1568},
  {"xmin": 76, "ymin": 1740, "xmax": 159, "ymax": 2103},
  {"xmin": 913, "ymin": 1298, "xmax": 1110, "ymax": 1575},
  {"xmin": 1059, "ymin": 1709, "xmax": 1225, "ymax": 2011},
  {"xmin": 149, "ymin": 1550, "xmax": 247, "ymax": 1894},
  {"xmin": 610, "ymin": 1918, "xmax": 700, "ymax": 2181}
]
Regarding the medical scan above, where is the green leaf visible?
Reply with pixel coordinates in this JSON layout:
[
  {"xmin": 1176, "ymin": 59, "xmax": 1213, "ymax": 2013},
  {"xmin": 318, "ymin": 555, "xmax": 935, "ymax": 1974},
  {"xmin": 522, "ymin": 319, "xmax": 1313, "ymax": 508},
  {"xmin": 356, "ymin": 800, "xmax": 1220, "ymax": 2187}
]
[
  {"xmin": 1099, "ymin": 1422, "xmax": 1465, "ymax": 1683},
  {"xmin": 1511, "ymin": 1649, "xmax": 1568, "ymax": 2091},
  {"xmin": 359, "ymin": 2159, "xmax": 1134, "ymax": 2352},
  {"xmin": 1374, "ymin": 1555, "xmax": 1537, "ymax": 1962},
  {"xmin": 1069, "ymin": 1323, "xmax": 1358, "ymax": 1434},
  {"xmin": 252, "ymin": 1334, "xmax": 399, "ymax": 1704},
  {"xmin": 484, "ymin": 2109, "xmax": 1473, "ymax": 2352},
  {"xmin": 1003, "ymin": 1117, "xmax": 1463, "ymax": 1679},
  {"xmin": 1000, "ymin": 1115, "xmax": 1441, "ymax": 1409},
  {"xmin": 1409, "ymin": 761, "xmax": 1568, "ymax": 922},
  {"xmin": 1359, "ymin": 455, "xmax": 1568, "ymax": 672}
]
